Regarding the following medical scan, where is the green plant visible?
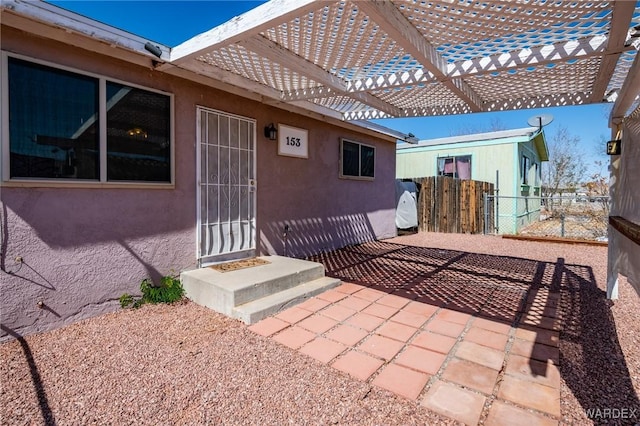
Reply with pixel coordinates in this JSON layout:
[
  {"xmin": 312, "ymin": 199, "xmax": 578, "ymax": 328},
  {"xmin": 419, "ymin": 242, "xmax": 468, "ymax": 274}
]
[
  {"xmin": 119, "ymin": 293, "xmax": 136, "ymax": 308},
  {"xmin": 120, "ymin": 274, "xmax": 185, "ymax": 309}
]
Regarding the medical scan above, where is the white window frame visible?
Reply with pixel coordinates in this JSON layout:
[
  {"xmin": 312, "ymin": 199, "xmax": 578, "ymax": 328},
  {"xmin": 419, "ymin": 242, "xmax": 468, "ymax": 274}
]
[
  {"xmin": 1, "ymin": 51, "xmax": 175, "ymax": 188},
  {"xmin": 339, "ymin": 138, "xmax": 376, "ymax": 181}
]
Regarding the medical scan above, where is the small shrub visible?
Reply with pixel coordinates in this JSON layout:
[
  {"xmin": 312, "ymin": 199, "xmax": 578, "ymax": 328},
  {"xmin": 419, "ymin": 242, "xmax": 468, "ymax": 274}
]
[
  {"xmin": 119, "ymin": 293, "xmax": 135, "ymax": 309},
  {"xmin": 120, "ymin": 274, "xmax": 185, "ymax": 309}
]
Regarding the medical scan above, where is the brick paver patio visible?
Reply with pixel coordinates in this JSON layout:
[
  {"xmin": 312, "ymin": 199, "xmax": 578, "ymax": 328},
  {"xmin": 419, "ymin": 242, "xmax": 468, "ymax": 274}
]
[{"xmin": 249, "ymin": 241, "xmax": 562, "ymax": 425}]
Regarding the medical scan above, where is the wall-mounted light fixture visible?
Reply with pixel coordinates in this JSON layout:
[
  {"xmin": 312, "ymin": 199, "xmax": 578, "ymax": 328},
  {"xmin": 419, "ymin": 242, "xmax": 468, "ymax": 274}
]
[
  {"xmin": 264, "ymin": 123, "xmax": 277, "ymax": 140},
  {"xmin": 608, "ymin": 128, "xmax": 622, "ymax": 155},
  {"xmin": 606, "ymin": 139, "xmax": 621, "ymax": 155}
]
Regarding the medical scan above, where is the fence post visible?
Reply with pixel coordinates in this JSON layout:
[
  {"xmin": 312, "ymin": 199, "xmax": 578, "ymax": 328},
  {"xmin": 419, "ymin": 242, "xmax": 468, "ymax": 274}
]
[
  {"xmin": 561, "ymin": 213, "xmax": 565, "ymax": 237},
  {"xmin": 483, "ymin": 193, "xmax": 488, "ymax": 234},
  {"xmin": 495, "ymin": 194, "xmax": 499, "ymax": 234}
]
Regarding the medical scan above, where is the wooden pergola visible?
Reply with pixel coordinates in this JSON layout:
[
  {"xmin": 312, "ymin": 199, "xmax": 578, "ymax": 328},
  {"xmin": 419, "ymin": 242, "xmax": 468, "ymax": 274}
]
[
  {"xmin": 3, "ymin": 0, "xmax": 640, "ymax": 297},
  {"xmin": 4, "ymin": 1, "xmax": 639, "ymax": 128},
  {"xmin": 157, "ymin": 0, "xmax": 640, "ymax": 125}
]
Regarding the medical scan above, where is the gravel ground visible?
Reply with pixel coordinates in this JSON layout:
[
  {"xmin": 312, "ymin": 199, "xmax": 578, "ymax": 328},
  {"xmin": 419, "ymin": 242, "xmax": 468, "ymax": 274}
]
[
  {"xmin": 2, "ymin": 232, "xmax": 639, "ymax": 425},
  {"xmin": 518, "ymin": 217, "xmax": 608, "ymax": 241},
  {"xmin": 1, "ymin": 301, "xmax": 457, "ymax": 426}
]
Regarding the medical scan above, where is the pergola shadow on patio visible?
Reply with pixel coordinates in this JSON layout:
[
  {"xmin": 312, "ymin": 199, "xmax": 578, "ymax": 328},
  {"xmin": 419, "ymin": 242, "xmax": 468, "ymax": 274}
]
[
  {"xmin": 310, "ymin": 241, "xmax": 538, "ymax": 325},
  {"xmin": 296, "ymin": 240, "xmax": 640, "ymax": 423}
]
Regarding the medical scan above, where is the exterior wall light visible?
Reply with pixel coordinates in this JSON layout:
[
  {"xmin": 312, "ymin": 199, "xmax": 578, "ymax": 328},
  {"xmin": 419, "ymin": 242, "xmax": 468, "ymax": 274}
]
[
  {"xmin": 264, "ymin": 123, "xmax": 277, "ymax": 140},
  {"xmin": 607, "ymin": 139, "xmax": 621, "ymax": 155}
]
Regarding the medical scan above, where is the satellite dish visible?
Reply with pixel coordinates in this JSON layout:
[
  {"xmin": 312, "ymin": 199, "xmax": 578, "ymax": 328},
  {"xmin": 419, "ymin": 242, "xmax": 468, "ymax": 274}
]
[{"xmin": 527, "ymin": 114, "xmax": 554, "ymax": 131}]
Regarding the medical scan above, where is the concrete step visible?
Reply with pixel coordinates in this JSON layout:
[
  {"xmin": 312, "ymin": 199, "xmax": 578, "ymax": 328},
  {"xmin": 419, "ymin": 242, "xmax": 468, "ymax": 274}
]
[
  {"xmin": 232, "ymin": 276, "xmax": 341, "ymax": 324},
  {"xmin": 181, "ymin": 256, "xmax": 327, "ymax": 317}
]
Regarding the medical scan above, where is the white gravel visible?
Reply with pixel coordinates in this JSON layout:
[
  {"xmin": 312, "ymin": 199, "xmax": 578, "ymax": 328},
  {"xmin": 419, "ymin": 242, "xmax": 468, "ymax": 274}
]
[{"xmin": 1, "ymin": 232, "xmax": 639, "ymax": 425}]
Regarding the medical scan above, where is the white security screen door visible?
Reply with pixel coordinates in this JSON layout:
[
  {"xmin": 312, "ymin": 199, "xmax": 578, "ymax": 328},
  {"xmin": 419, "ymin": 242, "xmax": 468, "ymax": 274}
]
[{"xmin": 197, "ymin": 107, "xmax": 256, "ymax": 266}]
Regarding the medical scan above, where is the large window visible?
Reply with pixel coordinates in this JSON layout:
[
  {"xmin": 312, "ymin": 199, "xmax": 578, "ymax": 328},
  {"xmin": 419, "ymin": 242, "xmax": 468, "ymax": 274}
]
[
  {"xmin": 437, "ymin": 155, "xmax": 471, "ymax": 179},
  {"xmin": 4, "ymin": 55, "xmax": 172, "ymax": 183},
  {"xmin": 340, "ymin": 139, "xmax": 375, "ymax": 179}
]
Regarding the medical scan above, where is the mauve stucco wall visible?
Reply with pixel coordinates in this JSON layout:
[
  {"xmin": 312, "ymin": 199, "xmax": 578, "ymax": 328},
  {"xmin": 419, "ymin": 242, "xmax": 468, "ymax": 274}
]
[
  {"xmin": 257, "ymin": 119, "xmax": 397, "ymax": 258},
  {"xmin": 0, "ymin": 28, "xmax": 198, "ymax": 340},
  {"xmin": 0, "ymin": 28, "xmax": 396, "ymax": 340}
]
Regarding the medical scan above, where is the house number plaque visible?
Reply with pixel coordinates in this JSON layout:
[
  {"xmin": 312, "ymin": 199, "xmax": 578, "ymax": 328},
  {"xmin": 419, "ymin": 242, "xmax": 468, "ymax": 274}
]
[{"xmin": 278, "ymin": 124, "xmax": 308, "ymax": 158}]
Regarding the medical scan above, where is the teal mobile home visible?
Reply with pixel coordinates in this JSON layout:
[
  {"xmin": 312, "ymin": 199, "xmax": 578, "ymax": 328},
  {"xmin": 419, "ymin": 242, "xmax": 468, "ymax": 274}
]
[{"xmin": 397, "ymin": 127, "xmax": 549, "ymax": 234}]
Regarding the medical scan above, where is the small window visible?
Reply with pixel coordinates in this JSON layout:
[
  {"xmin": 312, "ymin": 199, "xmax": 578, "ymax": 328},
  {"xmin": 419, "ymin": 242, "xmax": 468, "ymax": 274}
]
[
  {"xmin": 5, "ymin": 55, "xmax": 172, "ymax": 183},
  {"xmin": 437, "ymin": 155, "xmax": 471, "ymax": 179},
  {"xmin": 521, "ymin": 155, "xmax": 531, "ymax": 185},
  {"xmin": 340, "ymin": 139, "xmax": 375, "ymax": 179}
]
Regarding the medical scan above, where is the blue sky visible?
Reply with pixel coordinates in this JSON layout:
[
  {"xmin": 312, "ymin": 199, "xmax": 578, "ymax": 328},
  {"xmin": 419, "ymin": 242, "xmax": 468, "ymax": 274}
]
[{"xmin": 49, "ymin": 0, "xmax": 613, "ymax": 173}]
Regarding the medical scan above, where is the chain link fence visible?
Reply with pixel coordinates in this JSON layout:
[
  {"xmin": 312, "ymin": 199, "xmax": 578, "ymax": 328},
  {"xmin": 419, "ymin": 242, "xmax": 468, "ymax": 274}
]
[{"xmin": 484, "ymin": 195, "xmax": 609, "ymax": 241}]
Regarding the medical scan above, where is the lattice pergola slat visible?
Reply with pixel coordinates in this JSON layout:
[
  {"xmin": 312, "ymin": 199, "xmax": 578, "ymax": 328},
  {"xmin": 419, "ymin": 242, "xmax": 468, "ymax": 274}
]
[{"xmin": 165, "ymin": 0, "xmax": 640, "ymax": 123}]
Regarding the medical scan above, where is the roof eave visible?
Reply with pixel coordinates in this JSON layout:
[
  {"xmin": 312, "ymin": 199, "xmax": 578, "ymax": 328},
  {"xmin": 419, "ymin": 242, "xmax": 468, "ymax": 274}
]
[
  {"xmin": 533, "ymin": 131, "xmax": 550, "ymax": 162},
  {"xmin": 399, "ymin": 127, "xmax": 539, "ymax": 149},
  {"xmin": 1, "ymin": 0, "xmax": 171, "ymax": 63}
]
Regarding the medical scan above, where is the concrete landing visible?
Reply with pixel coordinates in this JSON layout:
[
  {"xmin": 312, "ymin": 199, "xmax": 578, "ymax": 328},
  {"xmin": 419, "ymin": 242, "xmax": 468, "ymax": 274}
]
[{"xmin": 181, "ymin": 256, "xmax": 341, "ymax": 324}]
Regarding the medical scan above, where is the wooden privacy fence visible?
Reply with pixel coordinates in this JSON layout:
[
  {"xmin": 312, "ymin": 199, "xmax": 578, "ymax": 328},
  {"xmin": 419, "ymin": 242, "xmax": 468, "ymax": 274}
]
[{"xmin": 412, "ymin": 176, "xmax": 494, "ymax": 234}]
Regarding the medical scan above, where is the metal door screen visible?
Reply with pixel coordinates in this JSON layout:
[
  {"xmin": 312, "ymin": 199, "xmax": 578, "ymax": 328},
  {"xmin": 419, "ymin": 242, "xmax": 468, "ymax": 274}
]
[{"xmin": 197, "ymin": 107, "xmax": 256, "ymax": 266}]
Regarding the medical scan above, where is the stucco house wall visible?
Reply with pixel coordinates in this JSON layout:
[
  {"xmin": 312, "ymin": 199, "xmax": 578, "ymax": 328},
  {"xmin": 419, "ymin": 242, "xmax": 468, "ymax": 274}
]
[{"xmin": 0, "ymin": 27, "xmax": 396, "ymax": 339}]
